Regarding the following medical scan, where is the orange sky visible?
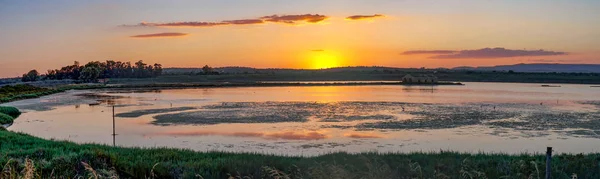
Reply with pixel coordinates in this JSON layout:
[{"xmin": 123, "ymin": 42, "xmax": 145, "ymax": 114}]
[{"xmin": 1, "ymin": 1, "xmax": 599, "ymax": 77}]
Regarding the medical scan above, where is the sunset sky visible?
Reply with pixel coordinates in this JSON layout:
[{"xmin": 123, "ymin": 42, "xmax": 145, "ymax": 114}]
[{"xmin": 1, "ymin": 0, "xmax": 600, "ymax": 77}]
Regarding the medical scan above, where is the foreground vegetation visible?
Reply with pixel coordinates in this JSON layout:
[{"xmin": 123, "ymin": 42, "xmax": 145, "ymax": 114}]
[
  {"xmin": 0, "ymin": 127, "xmax": 599, "ymax": 178},
  {"xmin": 0, "ymin": 84, "xmax": 104, "ymax": 103},
  {"xmin": 0, "ymin": 106, "xmax": 20, "ymax": 125}
]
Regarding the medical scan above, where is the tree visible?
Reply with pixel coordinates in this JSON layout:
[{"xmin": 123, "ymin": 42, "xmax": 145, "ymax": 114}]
[
  {"xmin": 153, "ymin": 63, "xmax": 163, "ymax": 77},
  {"xmin": 202, "ymin": 65, "xmax": 216, "ymax": 75},
  {"xmin": 40, "ymin": 60, "xmax": 163, "ymax": 82},
  {"xmin": 21, "ymin": 70, "xmax": 39, "ymax": 82},
  {"xmin": 80, "ymin": 66, "xmax": 101, "ymax": 82},
  {"xmin": 134, "ymin": 60, "xmax": 147, "ymax": 78}
]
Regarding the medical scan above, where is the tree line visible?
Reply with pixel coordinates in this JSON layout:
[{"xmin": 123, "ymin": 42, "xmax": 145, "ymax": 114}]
[{"xmin": 22, "ymin": 60, "xmax": 162, "ymax": 82}]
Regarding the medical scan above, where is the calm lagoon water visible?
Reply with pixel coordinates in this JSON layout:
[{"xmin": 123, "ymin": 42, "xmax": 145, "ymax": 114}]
[{"xmin": 6, "ymin": 82, "xmax": 600, "ymax": 156}]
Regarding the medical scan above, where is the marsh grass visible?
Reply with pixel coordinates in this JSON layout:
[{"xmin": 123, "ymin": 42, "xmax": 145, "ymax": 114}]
[
  {"xmin": 0, "ymin": 113, "xmax": 14, "ymax": 125},
  {"xmin": 0, "ymin": 106, "xmax": 21, "ymax": 118},
  {"xmin": 0, "ymin": 84, "xmax": 105, "ymax": 103},
  {"xmin": 2, "ymin": 129, "xmax": 600, "ymax": 178}
]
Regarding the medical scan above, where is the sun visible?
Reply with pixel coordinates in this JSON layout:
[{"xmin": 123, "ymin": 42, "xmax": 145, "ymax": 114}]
[{"xmin": 311, "ymin": 51, "xmax": 340, "ymax": 69}]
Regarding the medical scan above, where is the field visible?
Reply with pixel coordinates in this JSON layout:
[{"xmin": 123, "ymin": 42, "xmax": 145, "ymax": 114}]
[{"xmin": 107, "ymin": 70, "xmax": 600, "ymax": 85}]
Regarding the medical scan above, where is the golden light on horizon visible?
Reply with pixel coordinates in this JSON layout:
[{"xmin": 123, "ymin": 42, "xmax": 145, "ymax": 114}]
[{"xmin": 310, "ymin": 50, "xmax": 340, "ymax": 69}]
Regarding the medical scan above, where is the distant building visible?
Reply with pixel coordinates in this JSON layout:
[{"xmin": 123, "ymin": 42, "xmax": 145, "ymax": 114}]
[{"xmin": 402, "ymin": 74, "xmax": 438, "ymax": 84}]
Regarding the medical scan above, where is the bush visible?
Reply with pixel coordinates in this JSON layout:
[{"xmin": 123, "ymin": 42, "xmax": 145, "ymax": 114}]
[
  {"xmin": 0, "ymin": 106, "xmax": 20, "ymax": 118},
  {"xmin": 0, "ymin": 113, "xmax": 14, "ymax": 125}
]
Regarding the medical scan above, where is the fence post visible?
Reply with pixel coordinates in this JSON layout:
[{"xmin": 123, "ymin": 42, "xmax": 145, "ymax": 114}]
[
  {"xmin": 112, "ymin": 105, "xmax": 116, "ymax": 146},
  {"xmin": 546, "ymin": 147, "xmax": 552, "ymax": 179}
]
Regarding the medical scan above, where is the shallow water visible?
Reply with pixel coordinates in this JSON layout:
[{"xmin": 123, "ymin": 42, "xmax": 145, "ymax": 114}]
[{"xmin": 5, "ymin": 82, "xmax": 600, "ymax": 156}]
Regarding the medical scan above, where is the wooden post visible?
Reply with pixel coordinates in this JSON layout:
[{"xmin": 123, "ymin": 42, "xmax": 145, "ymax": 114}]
[
  {"xmin": 112, "ymin": 105, "xmax": 116, "ymax": 146},
  {"xmin": 546, "ymin": 147, "xmax": 552, "ymax": 179}
]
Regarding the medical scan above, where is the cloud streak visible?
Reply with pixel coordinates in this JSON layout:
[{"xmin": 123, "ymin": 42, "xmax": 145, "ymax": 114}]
[
  {"xmin": 261, "ymin": 14, "xmax": 328, "ymax": 24},
  {"xmin": 130, "ymin": 32, "xmax": 188, "ymax": 38},
  {"xmin": 345, "ymin": 14, "xmax": 384, "ymax": 20},
  {"xmin": 402, "ymin": 48, "xmax": 568, "ymax": 59},
  {"xmin": 401, "ymin": 50, "xmax": 456, "ymax": 55},
  {"xmin": 124, "ymin": 14, "xmax": 328, "ymax": 28}
]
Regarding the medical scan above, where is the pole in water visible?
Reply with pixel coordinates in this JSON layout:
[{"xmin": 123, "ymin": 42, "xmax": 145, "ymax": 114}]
[
  {"xmin": 545, "ymin": 147, "xmax": 552, "ymax": 179},
  {"xmin": 112, "ymin": 105, "xmax": 116, "ymax": 146}
]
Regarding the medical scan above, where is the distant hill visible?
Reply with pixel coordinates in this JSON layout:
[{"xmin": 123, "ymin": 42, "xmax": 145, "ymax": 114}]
[
  {"xmin": 452, "ymin": 63, "xmax": 600, "ymax": 73},
  {"xmin": 163, "ymin": 66, "xmax": 434, "ymax": 74},
  {"xmin": 164, "ymin": 64, "xmax": 600, "ymax": 74}
]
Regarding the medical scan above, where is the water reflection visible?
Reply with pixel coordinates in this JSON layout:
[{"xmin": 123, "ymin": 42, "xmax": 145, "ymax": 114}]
[
  {"xmin": 5, "ymin": 82, "xmax": 600, "ymax": 155},
  {"xmin": 158, "ymin": 130, "xmax": 328, "ymax": 140},
  {"xmin": 344, "ymin": 132, "xmax": 383, "ymax": 139}
]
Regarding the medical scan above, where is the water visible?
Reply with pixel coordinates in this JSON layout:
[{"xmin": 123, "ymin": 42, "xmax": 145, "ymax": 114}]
[{"xmin": 5, "ymin": 82, "xmax": 600, "ymax": 156}]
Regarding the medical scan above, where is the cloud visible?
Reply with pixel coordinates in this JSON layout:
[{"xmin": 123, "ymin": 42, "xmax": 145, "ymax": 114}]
[
  {"xmin": 222, "ymin": 19, "xmax": 264, "ymax": 25},
  {"xmin": 311, "ymin": 49, "xmax": 325, "ymax": 52},
  {"xmin": 261, "ymin": 14, "xmax": 328, "ymax": 24},
  {"xmin": 131, "ymin": 21, "xmax": 229, "ymax": 28},
  {"xmin": 123, "ymin": 14, "xmax": 328, "ymax": 28},
  {"xmin": 130, "ymin": 32, "xmax": 188, "ymax": 38},
  {"xmin": 528, "ymin": 59, "xmax": 581, "ymax": 63},
  {"xmin": 401, "ymin": 50, "xmax": 456, "ymax": 55},
  {"xmin": 402, "ymin": 48, "xmax": 568, "ymax": 59},
  {"xmin": 345, "ymin": 14, "xmax": 384, "ymax": 20},
  {"xmin": 344, "ymin": 133, "xmax": 383, "ymax": 139}
]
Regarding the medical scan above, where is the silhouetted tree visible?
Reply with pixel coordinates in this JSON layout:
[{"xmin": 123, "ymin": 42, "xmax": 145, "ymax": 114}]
[
  {"xmin": 202, "ymin": 65, "xmax": 213, "ymax": 74},
  {"xmin": 21, "ymin": 70, "xmax": 39, "ymax": 82},
  {"xmin": 42, "ymin": 60, "xmax": 163, "ymax": 82}
]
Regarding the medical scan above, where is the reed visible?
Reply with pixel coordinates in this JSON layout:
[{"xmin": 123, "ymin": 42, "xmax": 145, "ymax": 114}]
[{"xmin": 1, "ymin": 129, "xmax": 600, "ymax": 178}]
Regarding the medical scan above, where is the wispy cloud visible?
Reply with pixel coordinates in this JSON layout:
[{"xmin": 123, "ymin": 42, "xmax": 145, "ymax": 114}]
[
  {"xmin": 345, "ymin": 14, "xmax": 384, "ymax": 20},
  {"xmin": 311, "ymin": 49, "xmax": 325, "ymax": 52},
  {"xmin": 130, "ymin": 32, "xmax": 188, "ymax": 38},
  {"xmin": 528, "ymin": 59, "xmax": 581, "ymax": 63},
  {"xmin": 222, "ymin": 19, "xmax": 264, "ymax": 25},
  {"xmin": 128, "ymin": 21, "xmax": 228, "ymax": 28},
  {"xmin": 261, "ymin": 14, "xmax": 328, "ymax": 24},
  {"xmin": 401, "ymin": 50, "xmax": 456, "ymax": 55},
  {"xmin": 123, "ymin": 14, "xmax": 328, "ymax": 28},
  {"xmin": 402, "ymin": 48, "xmax": 568, "ymax": 59}
]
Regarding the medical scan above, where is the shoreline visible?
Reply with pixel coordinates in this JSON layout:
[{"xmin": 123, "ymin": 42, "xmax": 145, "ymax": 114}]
[
  {"xmin": 1, "ymin": 81, "xmax": 463, "ymax": 104},
  {"xmin": 104, "ymin": 81, "xmax": 464, "ymax": 89}
]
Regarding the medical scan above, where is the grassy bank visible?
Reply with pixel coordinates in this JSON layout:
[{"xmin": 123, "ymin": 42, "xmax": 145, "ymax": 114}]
[
  {"xmin": 0, "ymin": 106, "xmax": 20, "ymax": 125},
  {"xmin": 1, "ymin": 129, "xmax": 600, "ymax": 178},
  {"xmin": 0, "ymin": 84, "xmax": 105, "ymax": 103}
]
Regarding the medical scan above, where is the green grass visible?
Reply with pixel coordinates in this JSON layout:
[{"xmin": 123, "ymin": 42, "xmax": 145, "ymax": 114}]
[
  {"xmin": 0, "ymin": 84, "xmax": 107, "ymax": 103},
  {"xmin": 0, "ymin": 106, "xmax": 21, "ymax": 118},
  {"xmin": 1, "ymin": 128, "xmax": 600, "ymax": 178},
  {"xmin": 0, "ymin": 113, "xmax": 14, "ymax": 125}
]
